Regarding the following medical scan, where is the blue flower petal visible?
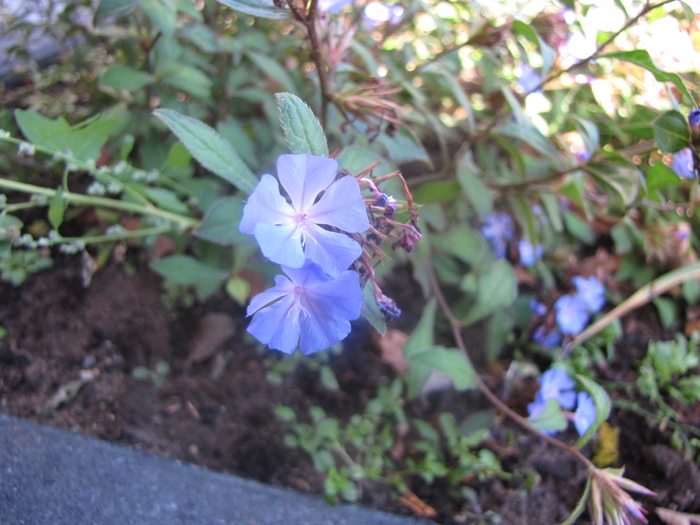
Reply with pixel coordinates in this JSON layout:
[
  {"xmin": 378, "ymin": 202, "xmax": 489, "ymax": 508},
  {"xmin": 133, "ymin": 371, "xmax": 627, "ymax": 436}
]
[
  {"xmin": 572, "ymin": 276, "xmax": 606, "ymax": 314},
  {"xmin": 239, "ymin": 174, "xmax": 296, "ymax": 234},
  {"xmin": 246, "ymin": 274, "xmax": 295, "ymax": 315},
  {"xmin": 539, "ymin": 368, "xmax": 576, "ymax": 410},
  {"xmin": 247, "ymin": 290, "xmax": 301, "ymax": 354},
  {"xmin": 254, "ymin": 222, "xmax": 306, "ymax": 268},
  {"xmin": 574, "ymin": 392, "xmax": 597, "ymax": 437},
  {"xmin": 308, "ymin": 175, "xmax": 369, "ymax": 233},
  {"xmin": 277, "ymin": 154, "xmax": 338, "ymax": 213},
  {"xmin": 303, "ymin": 223, "xmax": 363, "ymax": 275},
  {"xmin": 554, "ymin": 294, "xmax": 590, "ymax": 335}
]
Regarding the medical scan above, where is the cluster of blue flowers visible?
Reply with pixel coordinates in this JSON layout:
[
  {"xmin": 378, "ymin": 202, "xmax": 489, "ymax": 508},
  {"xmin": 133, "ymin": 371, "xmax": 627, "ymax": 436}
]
[
  {"xmin": 480, "ymin": 212, "xmax": 544, "ymax": 266},
  {"xmin": 554, "ymin": 276, "xmax": 606, "ymax": 335},
  {"xmin": 240, "ymin": 153, "xmax": 369, "ymax": 354},
  {"xmin": 528, "ymin": 368, "xmax": 597, "ymax": 437}
]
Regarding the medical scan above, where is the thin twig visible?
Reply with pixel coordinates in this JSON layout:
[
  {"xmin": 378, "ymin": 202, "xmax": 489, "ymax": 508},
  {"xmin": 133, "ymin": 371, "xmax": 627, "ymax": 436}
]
[{"xmin": 426, "ymin": 262, "xmax": 594, "ymax": 470}]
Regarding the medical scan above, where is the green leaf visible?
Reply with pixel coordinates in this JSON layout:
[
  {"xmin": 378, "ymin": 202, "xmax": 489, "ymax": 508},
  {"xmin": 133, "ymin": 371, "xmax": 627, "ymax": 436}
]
[
  {"xmin": 48, "ymin": 187, "xmax": 67, "ymax": 230},
  {"xmin": 404, "ymin": 298, "xmax": 437, "ymax": 398},
  {"xmin": 460, "ymin": 259, "xmax": 516, "ymax": 324},
  {"xmin": 361, "ymin": 281, "xmax": 387, "ymax": 336},
  {"xmin": 143, "ymin": 187, "xmax": 189, "ymax": 214},
  {"xmin": 375, "ymin": 127, "xmax": 431, "ymax": 165},
  {"xmin": 456, "ymin": 152, "xmax": 492, "ymax": 219},
  {"xmin": 528, "ymin": 398, "xmax": 567, "ymax": 433},
  {"xmin": 275, "ymin": 93, "xmax": 328, "ymax": 157},
  {"xmin": 247, "ymin": 51, "xmax": 296, "ymax": 94},
  {"xmin": 141, "ymin": 0, "xmax": 178, "ymax": 37},
  {"xmin": 409, "ymin": 346, "xmax": 477, "ymax": 390},
  {"xmin": 574, "ymin": 375, "xmax": 612, "ymax": 449},
  {"xmin": 14, "ymin": 110, "xmax": 116, "ymax": 162},
  {"xmin": 603, "ymin": 50, "xmax": 693, "ymax": 104},
  {"xmin": 94, "ymin": 0, "xmax": 140, "ymax": 23},
  {"xmin": 151, "ymin": 255, "xmax": 229, "ymax": 286},
  {"xmin": 511, "ymin": 20, "xmax": 555, "ymax": 78},
  {"xmin": 413, "ymin": 180, "xmax": 460, "ymax": 204},
  {"xmin": 225, "ymin": 276, "xmax": 250, "ymax": 305},
  {"xmin": 154, "ymin": 109, "xmax": 258, "ymax": 194},
  {"xmin": 195, "ymin": 197, "xmax": 249, "ymax": 245},
  {"xmin": 563, "ymin": 209, "xmax": 595, "ymax": 244},
  {"xmin": 215, "ymin": 0, "xmax": 291, "ymax": 19},
  {"xmin": 160, "ymin": 63, "xmax": 213, "ymax": 98},
  {"xmin": 653, "ymin": 110, "xmax": 690, "ymax": 153},
  {"xmin": 586, "ymin": 162, "xmax": 641, "ymax": 207},
  {"xmin": 101, "ymin": 65, "xmax": 155, "ymax": 90},
  {"xmin": 494, "ymin": 122, "xmax": 559, "ymax": 163},
  {"xmin": 0, "ymin": 214, "xmax": 23, "ymax": 242}
]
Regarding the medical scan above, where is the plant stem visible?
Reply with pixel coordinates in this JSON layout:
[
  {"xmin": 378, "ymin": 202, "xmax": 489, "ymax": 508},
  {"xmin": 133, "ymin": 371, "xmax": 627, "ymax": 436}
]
[
  {"xmin": 305, "ymin": 0, "xmax": 331, "ymax": 129},
  {"xmin": 426, "ymin": 262, "xmax": 595, "ymax": 472},
  {"xmin": 0, "ymin": 178, "xmax": 198, "ymax": 229},
  {"xmin": 57, "ymin": 225, "xmax": 173, "ymax": 246}
]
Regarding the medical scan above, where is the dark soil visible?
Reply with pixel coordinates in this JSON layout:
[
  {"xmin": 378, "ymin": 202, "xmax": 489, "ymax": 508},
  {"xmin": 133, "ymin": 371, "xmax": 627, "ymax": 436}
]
[{"xmin": 1, "ymin": 255, "xmax": 698, "ymax": 524}]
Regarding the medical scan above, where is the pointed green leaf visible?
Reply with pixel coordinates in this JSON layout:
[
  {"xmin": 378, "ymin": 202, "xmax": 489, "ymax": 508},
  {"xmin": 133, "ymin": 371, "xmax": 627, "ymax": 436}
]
[
  {"xmin": 154, "ymin": 109, "xmax": 258, "ymax": 194},
  {"xmin": 529, "ymin": 398, "xmax": 567, "ymax": 433},
  {"xmin": 601, "ymin": 50, "xmax": 693, "ymax": 104},
  {"xmin": 216, "ymin": 0, "xmax": 291, "ymax": 19},
  {"xmin": 151, "ymin": 255, "xmax": 229, "ymax": 286},
  {"xmin": 410, "ymin": 346, "xmax": 477, "ymax": 390},
  {"xmin": 653, "ymin": 110, "xmax": 690, "ymax": 153},
  {"xmin": 275, "ymin": 93, "xmax": 328, "ymax": 157},
  {"xmin": 194, "ymin": 197, "xmax": 249, "ymax": 245},
  {"xmin": 574, "ymin": 375, "xmax": 612, "ymax": 449},
  {"xmin": 404, "ymin": 298, "xmax": 437, "ymax": 398},
  {"xmin": 460, "ymin": 260, "xmax": 516, "ymax": 324},
  {"xmin": 94, "ymin": 0, "xmax": 139, "ymax": 23},
  {"xmin": 48, "ymin": 187, "xmax": 67, "ymax": 231}
]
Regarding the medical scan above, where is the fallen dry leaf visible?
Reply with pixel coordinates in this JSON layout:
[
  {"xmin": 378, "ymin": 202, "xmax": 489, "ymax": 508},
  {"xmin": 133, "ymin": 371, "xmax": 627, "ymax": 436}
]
[
  {"xmin": 185, "ymin": 313, "xmax": 235, "ymax": 365},
  {"xmin": 376, "ymin": 329, "xmax": 409, "ymax": 374}
]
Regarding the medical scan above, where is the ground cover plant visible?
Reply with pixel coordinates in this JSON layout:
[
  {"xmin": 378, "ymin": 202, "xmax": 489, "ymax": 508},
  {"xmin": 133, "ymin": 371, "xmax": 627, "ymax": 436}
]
[{"xmin": 2, "ymin": 0, "xmax": 700, "ymax": 523}]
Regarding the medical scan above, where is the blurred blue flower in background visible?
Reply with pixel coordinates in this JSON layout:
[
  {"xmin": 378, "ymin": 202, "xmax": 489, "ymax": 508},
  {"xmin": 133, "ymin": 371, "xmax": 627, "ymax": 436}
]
[
  {"xmin": 532, "ymin": 325, "xmax": 562, "ymax": 349},
  {"xmin": 481, "ymin": 212, "xmax": 514, "ymax": 258},
  {"xmin": 554, "ymin": 294, "xmax": 590, "ymax": 335},
  {"xmin": 528, "ymin": 368, "xmax": 577, "ymax": 417},
  {"xmin": 246, "ymin": 260, "xmax": 363, "ymax": 354},
  {"xmin": 518, "ymin": 240, "xmax": 544, "ymax": 266},
  {"xmin": 240, "ymin": 154, "xmax": 369, "ymax": 275},
  {"xmin": 573, "ymin": 275, "xmax": 605, "ymax": 314},
  {"xmin": 574, "ymin": 392, "xmax": 597, "ymax": 436},
  {"xmin": 517, "ymin": 64, "xmax": 542, "ymax": 94},
  {"xmin": 671, "ymin": 147, "xmax": 694, "ymax": 179}
]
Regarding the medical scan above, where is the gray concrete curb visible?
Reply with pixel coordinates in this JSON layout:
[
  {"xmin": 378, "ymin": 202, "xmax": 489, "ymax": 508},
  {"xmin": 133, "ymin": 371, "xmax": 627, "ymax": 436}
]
[{"xmin": 0, "ymin": 413, "xmax": 433, "ymax": 525}]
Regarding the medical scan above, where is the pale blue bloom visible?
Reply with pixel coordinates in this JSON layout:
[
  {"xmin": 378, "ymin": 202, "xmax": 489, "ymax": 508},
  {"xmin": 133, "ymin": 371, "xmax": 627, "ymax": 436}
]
[
  {"xmin": 530, "ymin": 300, "xmax": 547, "ymax": 317},
  {"xmin": 573, "ymin": 276, "xmax": 606, "ymax": 314},
  {"xmin": 240, "ymin": 154, "xmax": 369, "ymax": 276},
  {"xmin": 554, "ymin": 294, "xmax": 590, "ymax": 335},
  {"xmin": 532, "ymin": 325, "xmax": 562, "ymax": 349},
  {"xmin": 246, "ymin": 260, "xmax": 363, "ymax": 355},
  {"xmin": 671, "ymin": 148, "xmax": 694, "ymax": 179},
  {"xmin": 481, "ymin": 212, "xmax": 514, "ymax": 258},
  {"xmin": 537, "ymin": 368, "xmax": 576, "ymax": 410},
  {"xmin": 574, "ymin": 391, "xmax": 597, "ymax": 436},
  {"xmin": 518, "ymin": 240, "xmax": 544, "ymax": 266},
  {"xmin": 518, "ymin": 64, "xmax": 542, "ymax": 94}
]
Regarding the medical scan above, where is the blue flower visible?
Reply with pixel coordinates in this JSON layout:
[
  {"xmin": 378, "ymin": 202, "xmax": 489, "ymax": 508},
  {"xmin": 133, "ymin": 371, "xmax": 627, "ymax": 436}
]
[
  {"xmin": 671, "ymin": 148, "xmax": 694, "ymax": 179},
  {"xmin": 246, "ymin": 260, "xmax": 363, "ymax": 355},
  {"xmin": 554, "ymin": 294, "xmax": 590, "ymax": 335},
  {"xmin": 240, "ymin": 154, "xmax": 370, "ymax": 276},
  {"xmin": 538, "ymin": 368, "xmax": 576, "ymax": 410},
  {"xmin": 532, "ymin": 326, "xmax": 562, "ymax": 349},
  {"xmin": 574, "ymin": 392, "xmax": 597, "ymax": 436},
  {"xmin": 518, "ymin": 240, "xmax": 544, "ymax": 266},
  {"xmin": 573, "ymin": 276, "xmax": 606, "ymax": 314},
  {"xmin": 481, "ymin": 212, "xmax": 514, "ymax": 258},
  {"xmin": 689, "ymin": 109, "xmax": 700, "ymax": 131},
  {"xmin": 517, "ymin": 64, "xmax": 542, "ymax": 94}
]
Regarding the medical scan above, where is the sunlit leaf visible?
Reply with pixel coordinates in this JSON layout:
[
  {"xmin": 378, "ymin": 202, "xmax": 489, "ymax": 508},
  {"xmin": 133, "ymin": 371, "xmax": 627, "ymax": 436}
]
[
  {"xmin": 410, "ymin": 346, "xmax": 477, "ymax": 390},
  {"xmin": 216, "ymin": 0, "xmax": 291, "ymax": 19},
  {"xmin": 653, "ymin": 110, "xmax": 690, "ymax": 153},
  {"xmin": 275, "ymin": 93, "xmax": 328, "ymax": 157}
]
